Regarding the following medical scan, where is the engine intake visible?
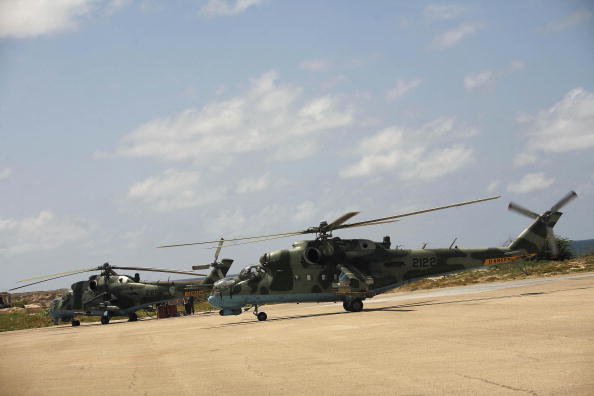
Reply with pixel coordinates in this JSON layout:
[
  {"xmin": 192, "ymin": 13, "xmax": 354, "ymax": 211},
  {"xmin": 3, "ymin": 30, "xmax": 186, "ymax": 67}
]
[{"xmin": 304, "ymin": 247, "xmax": 321, "ymax": 265}]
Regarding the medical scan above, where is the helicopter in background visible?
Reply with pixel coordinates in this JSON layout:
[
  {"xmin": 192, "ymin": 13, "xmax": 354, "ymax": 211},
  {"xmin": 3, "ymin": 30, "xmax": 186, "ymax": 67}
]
[
  {"xmin": 160, "ymin": 192, "xmax": 576, "ymax": 321},
  {"xmin": 11, "ymin": 241, "xmax": 233, "ymax": 326}
]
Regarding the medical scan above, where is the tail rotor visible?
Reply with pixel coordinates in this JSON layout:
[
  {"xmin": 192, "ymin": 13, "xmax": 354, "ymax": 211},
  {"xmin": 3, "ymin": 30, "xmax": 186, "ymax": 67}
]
[
  {"xmin": 508, "ymin": 191, "xmax": 577, "ymax": 258},
  {"xmin": 192, "ymin": 238, "xmax": 226, "ymax": 279}
]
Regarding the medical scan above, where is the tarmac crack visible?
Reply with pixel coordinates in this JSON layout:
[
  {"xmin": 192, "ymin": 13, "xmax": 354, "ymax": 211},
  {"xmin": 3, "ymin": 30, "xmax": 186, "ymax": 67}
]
[{"xmin": 458, "ymin": 373, "xmax": 539, "ymax": 395}]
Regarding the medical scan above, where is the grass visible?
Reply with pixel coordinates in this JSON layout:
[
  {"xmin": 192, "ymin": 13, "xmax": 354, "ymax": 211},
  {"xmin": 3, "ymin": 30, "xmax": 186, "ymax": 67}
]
[
  {"xmin": 0, "ymin": 301, "xmax": 216, "ymax": 332},
  {"xmin": 0, "ymin": 312, "xmax": 54, "ymax": 332}
]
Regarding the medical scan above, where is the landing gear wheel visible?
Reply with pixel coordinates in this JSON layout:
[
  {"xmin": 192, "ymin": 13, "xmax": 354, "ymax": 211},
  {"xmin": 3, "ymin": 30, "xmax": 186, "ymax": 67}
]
[
  {"xmin": 257, "ymin": 312, "xmax": 267, "ymax": 321},
  {"xmin": 343, "ymin": 301, "xmax": 352, "ymax": 312},
  {"xmin": 253, "ymin": 304, "xmax": 267, "ymax": 321},
  {"xmin": 219, "ymin": 310, "xmax": 224, "ymax": 316},
  {"xmin": 100, "ymin": 313, "xmax": 110, "ymax": 325},
  {"xmin": 128, "ymin": 312, "xmax": 138, "ymax": 322},
  {"xmin": 350, "ymin": 298, "xmax": 363, "ymax": 312},
  {"xmin": 71, "ymin": 320, "xmax": 80, "ymax": 327}
]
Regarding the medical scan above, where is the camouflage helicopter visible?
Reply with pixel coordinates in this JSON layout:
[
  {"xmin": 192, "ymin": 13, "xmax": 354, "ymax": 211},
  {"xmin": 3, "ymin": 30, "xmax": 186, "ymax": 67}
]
[
  {"xmin": 10, "ymin": 243, "xmax": 233, "ymax": 326},
  {"xmin": 159, "ymin": 192, "xmax": 576, "ymax": 321}
]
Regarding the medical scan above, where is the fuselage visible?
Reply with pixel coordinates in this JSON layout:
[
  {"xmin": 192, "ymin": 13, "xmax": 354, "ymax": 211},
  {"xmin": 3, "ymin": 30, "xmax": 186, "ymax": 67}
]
[
  {"xmin": 48, "ymin": 275, "xmax": 203, "ymax": 323},
  {"xmin": 208, "ymin": 238, "xmax": 530, "ymax": 311}
]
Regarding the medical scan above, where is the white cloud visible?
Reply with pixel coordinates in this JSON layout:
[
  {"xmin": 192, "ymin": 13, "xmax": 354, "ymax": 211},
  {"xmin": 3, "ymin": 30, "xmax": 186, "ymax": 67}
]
[
  {"xmin": 464, "ymin": 60, "xmax": 526, "ymax": 92},
  {"xmin": 423, "ymin": 4, "xmax": 466, "ymax": 20},
  {"xmin": 464, "ymin": 70, "xmax": 494, "ymax": 91},
  {"xmin": 346, "ymin": 53, "xmax": 382, "ymax": 69},
  {"xmin": 0, "ymin": 168, "xmax": 12, "ymax": 181},
  {"xmin": 0, "ymin": 0, "xmax": 99, "ymax": 38},
  {"xmin": 300, "ymin": 59, "xmax": 333, "ymax": 72},
  {"xmin": 271, "ymin": 140, "xmax": 318, "ymax": 162},
  {"xmin": 200, "ymin": 0, "xmax": 264, "ymax": 17},
  {"xmin": 341, "ymin": 117, "xmax": 474, "ymax": 180},
  {"xmin": 0, "ymin": 211, "xmax": 92, "ymax": 255},
  {"xmin": 320, "ymin": 75, "xmax": 347, "ymax": 91},
  {"xmin": 507, "ymin": 173, "xmax": 555, "ymax": 194},
  {"xmin": 126, "ymin": 169, "xmax": 225, "ymax": 212},
  {"xmin": 509, "ymin": 60, "xmax": 526, "ymax": 71},
  {"xmin": 402, "ymin": 145, "xmax": 473, "ymax": 180},
  {"xmin": 209, "ymin": 203, "xmax": 291, "ymax": 236},
  {"xmin": 386, "ymin": 78, "xmax": 422, "ymax": 101},
  {"xmin": 432, "ymin": 21, "xmax": 485, "ymax": 49},
  {"xmin": 293, "ymin": 200, "xmax": 316, "ymax": 223},
  {"xmin": 112, "ymin": 71, "xmax": 353, "ymax": 164},
  {"xmin": 513, "ymin": 152, "xmax": 537, "ymax": 167},
  {"xmin": 210, "ymin": 209, "xmax": 248, "ymax": 236},
  {"xmin": 236, "ymin": 172, "xmax": 271, "ymax": 194},
  {"xmin": 515, "ymin": 88, "xmax": 594, "ymax": 164},
  {"xmin": 486, "ymin": 180, "xmax": 500, "ymax": 193},
  {"xmin": 540, "ymin": 10, "xmax": 593, "ymax": 32},
  {"xmin": 0, "ymin": 0, "xmax": 133, "ymax": 38},
  {"xmin": 121, "ymin": 226, "xmax": 147, "ymax": 249}
]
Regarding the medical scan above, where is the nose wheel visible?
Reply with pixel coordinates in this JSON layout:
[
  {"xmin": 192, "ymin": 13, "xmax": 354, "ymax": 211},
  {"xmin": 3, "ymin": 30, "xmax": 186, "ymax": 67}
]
[
  {"xmin": 343, "ymin": 298, "xmax": 364, "ymax": 312},
  {"xmin": 253, "ymin": 305, "xmax": 267, "ymax": 321}
]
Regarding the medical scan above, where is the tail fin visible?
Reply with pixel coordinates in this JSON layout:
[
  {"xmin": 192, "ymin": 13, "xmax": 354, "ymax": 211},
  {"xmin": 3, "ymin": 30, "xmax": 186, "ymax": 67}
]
[
  {"xmin": 507, "ymin": 191, "xmax": 576, "ymax": 256},
  {"xmin": 202, "ymin": 259, "xmax": 233, "ymax": 285},
  {"xmin": 508, "ymin": 211, "xmax": 562, "ymax": 254}
]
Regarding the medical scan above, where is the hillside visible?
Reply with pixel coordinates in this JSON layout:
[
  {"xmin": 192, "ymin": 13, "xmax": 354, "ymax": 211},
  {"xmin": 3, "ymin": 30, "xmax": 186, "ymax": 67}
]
[{"xmin": 571, "ymin": 239, "xmax": 594, "ymax": 256}]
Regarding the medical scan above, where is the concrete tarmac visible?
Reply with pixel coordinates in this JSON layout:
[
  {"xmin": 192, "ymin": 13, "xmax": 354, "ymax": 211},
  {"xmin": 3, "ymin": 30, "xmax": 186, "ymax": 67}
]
[{"xmin": 1, "ymin": 274, "xmax": 593, "ymax": 396}]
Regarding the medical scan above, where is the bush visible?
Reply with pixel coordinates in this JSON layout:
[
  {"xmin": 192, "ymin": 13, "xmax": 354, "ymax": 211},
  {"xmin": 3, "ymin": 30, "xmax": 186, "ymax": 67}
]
[{"xmin": 538, "ymin": 235, "xmax": 574, "ymax": 261}]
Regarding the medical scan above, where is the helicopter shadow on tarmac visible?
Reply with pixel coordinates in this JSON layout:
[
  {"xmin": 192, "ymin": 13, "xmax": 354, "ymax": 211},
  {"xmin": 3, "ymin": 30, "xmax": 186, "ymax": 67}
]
[
  {"xmin": 202, "ymin": 285, "xmax": 594, "ymax": 329},
  {"xmin": 203, "ymin": 306, "xmax": 419, "ymax": 329}
]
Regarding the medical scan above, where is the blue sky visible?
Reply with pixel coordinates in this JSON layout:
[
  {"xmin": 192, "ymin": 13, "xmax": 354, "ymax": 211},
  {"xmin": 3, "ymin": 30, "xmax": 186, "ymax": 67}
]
[{"xmin": 1, "ymin": 0, "xmax": 593, "ymax": 291}]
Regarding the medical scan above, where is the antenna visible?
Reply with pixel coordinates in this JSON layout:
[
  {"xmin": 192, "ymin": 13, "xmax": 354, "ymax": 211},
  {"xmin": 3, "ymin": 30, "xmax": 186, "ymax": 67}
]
[{"xmin": 449, "ymin": 237, "xmax": 458, "ymax": 249}]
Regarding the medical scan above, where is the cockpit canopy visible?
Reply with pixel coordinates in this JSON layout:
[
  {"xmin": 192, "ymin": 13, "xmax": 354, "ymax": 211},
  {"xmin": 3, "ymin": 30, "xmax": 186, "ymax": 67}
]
[{"xmin": 239, "ymin": 265, "xmax": 265, "ymax": 281}]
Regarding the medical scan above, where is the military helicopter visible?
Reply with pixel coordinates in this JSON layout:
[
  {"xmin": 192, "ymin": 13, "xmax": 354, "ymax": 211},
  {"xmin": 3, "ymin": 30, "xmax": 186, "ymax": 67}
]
[
  {"xmin": 159, "ymin": 192, "xmax": 576, "ymax": 321},
  {"xmin": 10, "ymin": 242, "xmax": 233, "ymax": 326}
]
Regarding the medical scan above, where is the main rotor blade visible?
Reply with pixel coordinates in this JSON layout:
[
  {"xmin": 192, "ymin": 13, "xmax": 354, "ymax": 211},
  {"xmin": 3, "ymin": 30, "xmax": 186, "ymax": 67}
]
[
  {"xmin": 325, "ymin": 212, "xmax": 360, "ymax": 230},
  {"xmin": 508, "ymin": 202, "xmax": 540, "ymax": 219},
  {"xmin": 157, "ymin": 231, "xmax": 303, "ymax": 248},
  {"xmin": 17, "ymin": 267, "xmax": 98, "ymax": 283},
  {"xmin": 110, "ymin": 266, "xmax": 207, "ymax": 277},
  {"xmin": 10, "ymin": 270, "xmax": 94, "ymax": 291},
  {"xmin": 338, "ymin": 219, "xmax": 398, "ymax": 229},
  {"xmin": 339, "ymin": 196, "xmax": 501, "ymax": 229},
  {"xmin": 550, "ymin": 191, "xmax": 577, "ymax": 213},
  {"xmin": 546, "ymin": 227, "xmax": 559, "ymax": 257},
  {"xmin": 213, "ymin": 238, "xmax": 224, "ymax": 262},
  {"xmin": 159, "ymin": 196, "xmax": 498, "ymax": 249},
  {"xmin": 205, "ymin": 233, "xmax": 301, "ymax": 249}
]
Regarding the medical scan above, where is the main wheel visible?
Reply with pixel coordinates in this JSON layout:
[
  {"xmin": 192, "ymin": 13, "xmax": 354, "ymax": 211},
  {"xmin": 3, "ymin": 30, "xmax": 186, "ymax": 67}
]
[
  {"xmin": 128, "ymin": 312, "xmax": 138, "ymax": 322},
  {"xmin": 219, "ymin": 310, "xmax": 224, "ymax": 316},
  {"xmin": 343, "ymin": 301, "xmax": 352, "ymax": 312},
  {"xmin": 100, "ymin": 315, "xmax": 110, "ymax": 325},
  {"xmin": 71, "ymin": 320, "xmax": 80, "ymax": 327},
  {"xmin": 350, "ymin": 298, "xmax": 363, "ymax": 312},
  {"xmin": 257, "ymin": 312, "xmax": 267, "ymax": 321}
]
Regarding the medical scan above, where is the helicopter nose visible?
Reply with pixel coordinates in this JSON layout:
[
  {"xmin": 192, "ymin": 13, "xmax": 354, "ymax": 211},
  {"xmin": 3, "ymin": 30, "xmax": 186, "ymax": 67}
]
[{"xmin": 208, "ymin": 295, "xmax": 223, "ymax": 308}]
